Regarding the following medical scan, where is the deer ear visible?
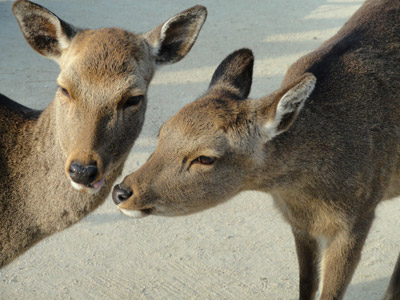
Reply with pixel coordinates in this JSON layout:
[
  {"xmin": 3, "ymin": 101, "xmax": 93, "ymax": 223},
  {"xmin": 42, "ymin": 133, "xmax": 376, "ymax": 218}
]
[
  {"xmin": 260, "ymin": 73, "xmax": 316, "ymax": 140},
  {"xmin": 209, "ymin": 48, "xmax": 254, "ymax": 99},
  {"xmin": 12, "ymin": 0, "xmax": 77, "ymax": 62},
  {"xmin": 144, "ymin": 5, "xmax": 207, "ymax": 65}
]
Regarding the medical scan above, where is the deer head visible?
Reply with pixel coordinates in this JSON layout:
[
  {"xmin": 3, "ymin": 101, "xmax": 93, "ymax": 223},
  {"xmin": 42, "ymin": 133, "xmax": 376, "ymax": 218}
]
[
  {"xmin": 12, "ymin": 0, "xmax": 207, "ymax": 194},
  {"xmin": 112, "ymin": 49, "xmax": 316, "ymax": 217}
]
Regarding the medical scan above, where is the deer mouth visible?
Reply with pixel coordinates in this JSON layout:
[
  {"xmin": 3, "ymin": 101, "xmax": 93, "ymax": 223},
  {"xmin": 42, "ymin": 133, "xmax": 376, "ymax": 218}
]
[
  {"xmin": 119, "ymin": 207, "xmax": 154, "ymax": 218},
  {"xmin": 70, "ymin": 179, "xmax": 105, "ymax": 195},
  {"xmin": 87, "ymin": 179, "xmax": 105, "ymax": 190}
]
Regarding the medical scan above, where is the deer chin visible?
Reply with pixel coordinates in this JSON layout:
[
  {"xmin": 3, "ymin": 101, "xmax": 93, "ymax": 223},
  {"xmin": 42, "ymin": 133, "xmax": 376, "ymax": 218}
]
[
  {"xmin": 70, "ymin": 179, "xmax": 105, "ymax": 195},
  {"xmin": 118, "ymin": 207, "xmax": 154, "ymax": 218}
]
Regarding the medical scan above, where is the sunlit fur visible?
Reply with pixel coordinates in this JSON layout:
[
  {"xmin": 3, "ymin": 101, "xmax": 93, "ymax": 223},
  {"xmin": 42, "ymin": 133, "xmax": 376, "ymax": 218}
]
[
  {"xmin": 116, "ymin": 0, "xmax": 400, "ymax": 299},
  {"xmin": 0, "ymin": 0, "xmax": 206, "ymax": 267}
]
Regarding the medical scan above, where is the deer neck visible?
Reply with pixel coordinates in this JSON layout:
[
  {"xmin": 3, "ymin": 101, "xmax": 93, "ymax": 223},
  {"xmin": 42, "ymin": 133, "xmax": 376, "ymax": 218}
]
[{"xmin": 0, "ymin": 102, "xmax": 120, "ymax": 267}]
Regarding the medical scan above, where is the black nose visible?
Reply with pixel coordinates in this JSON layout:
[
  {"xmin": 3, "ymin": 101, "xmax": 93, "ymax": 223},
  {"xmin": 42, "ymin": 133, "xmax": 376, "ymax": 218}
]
[
  {"xmin": 112, "ymin": 184, "xmax": 133, "ymax": 205},
  {"xmin": 69, "ymin": 162, "xmax": 98, "ymax": 186}
]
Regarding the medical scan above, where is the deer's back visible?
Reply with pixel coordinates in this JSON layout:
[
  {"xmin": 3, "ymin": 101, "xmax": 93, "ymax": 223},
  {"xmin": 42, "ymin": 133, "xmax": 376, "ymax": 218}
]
[
  {"xmin": 270, "ymin": 0, "xmax": 400, "ymax": 209},
  {"xmin": 0, "ymin": 94, "xmax": 39, "ymax": 220},
  {"xmin": 0, "ymin": 93, "xmax": 39, "ymax": 142}
]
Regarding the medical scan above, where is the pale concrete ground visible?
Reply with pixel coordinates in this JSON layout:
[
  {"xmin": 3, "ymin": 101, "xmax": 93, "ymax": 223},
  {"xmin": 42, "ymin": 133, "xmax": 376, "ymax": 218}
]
[{"xmin": 0, "ymin": 0, "xmax": 399, "ymax": 299}]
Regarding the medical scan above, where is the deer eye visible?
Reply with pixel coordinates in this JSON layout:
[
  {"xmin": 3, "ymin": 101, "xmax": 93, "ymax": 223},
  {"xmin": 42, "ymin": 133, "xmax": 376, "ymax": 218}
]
[
  {"xmin": 60, "ymin": 87, "xmax": 70, "ymax": 99},
  {"xmin": 193, "ymin": 156, "xmax": 216, "ymax": 166},
  {"xmin": 124, "ymin": 95, "xmax": 144, "ymax": 109}
]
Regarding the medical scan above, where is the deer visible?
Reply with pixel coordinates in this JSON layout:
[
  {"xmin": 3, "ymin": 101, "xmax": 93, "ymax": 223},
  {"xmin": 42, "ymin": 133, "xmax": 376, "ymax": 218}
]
[
  {"xmin": 111, "ymin": 0, "xmax": 400, "ymax": 299},
  {"xmin": 0, "ymin": 0, "xmax": 207, "ymax": 268}
]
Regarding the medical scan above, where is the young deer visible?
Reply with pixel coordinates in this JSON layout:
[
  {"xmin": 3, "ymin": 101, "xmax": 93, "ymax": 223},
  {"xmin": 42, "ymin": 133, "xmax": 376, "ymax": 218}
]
[
  {"xmin": 0, "ymin": 0, "xmax": 206, "ymax": 268},
  {"xmin": 112, "ymin": 0, "xmax": 400, "ymax": 299}
]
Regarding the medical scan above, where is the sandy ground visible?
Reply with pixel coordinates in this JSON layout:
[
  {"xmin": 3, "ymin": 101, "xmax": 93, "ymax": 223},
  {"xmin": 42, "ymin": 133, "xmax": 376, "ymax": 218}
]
[{"xmin": 0, "ymin": 0, "xmax": 399, "ymax": 299}]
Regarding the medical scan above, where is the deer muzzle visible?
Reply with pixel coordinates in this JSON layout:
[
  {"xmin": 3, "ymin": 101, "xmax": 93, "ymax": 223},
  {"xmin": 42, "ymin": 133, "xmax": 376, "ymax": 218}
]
[
  {"xmin": 65, "ymin": 150, "xmax": 105, "ymax": 194},
  {"xmin": 111, "ymin": 184, "xmax": 154, "ymax": 218}
]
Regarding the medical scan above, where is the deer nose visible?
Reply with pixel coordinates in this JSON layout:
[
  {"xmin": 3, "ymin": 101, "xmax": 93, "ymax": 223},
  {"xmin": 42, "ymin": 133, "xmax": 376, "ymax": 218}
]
[
  {"xmin": 112, "ymin": 184, "xmax": 133, "ymax": 205},
  {"xmin": 69, "ymin": 162, "xmax": 98, "ymax": 186}
]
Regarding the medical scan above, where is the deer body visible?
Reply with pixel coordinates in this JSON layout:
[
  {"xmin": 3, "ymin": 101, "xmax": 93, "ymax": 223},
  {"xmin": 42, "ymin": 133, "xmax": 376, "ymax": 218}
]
[
  {"xmin": 113, "ymin": 0, "xmax": 400, "ymax": 299},
  {"xmin": 0, "ymin": 0, "xmax": 206, "ymax": 267}
]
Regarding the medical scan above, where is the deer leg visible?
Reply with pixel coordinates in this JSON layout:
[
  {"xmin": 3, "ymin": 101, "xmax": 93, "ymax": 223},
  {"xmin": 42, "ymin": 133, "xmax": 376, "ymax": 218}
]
[
  {"xmin": 318, "ymin": 215, "xmax": 374, "ymax": 300},
  {"xmin": 293, "ymin": 229, "xmax": 320, "ymax": 300},
  {"xmin": 382, "ymin": 252, "xmax": 400, "ymax": 300}
]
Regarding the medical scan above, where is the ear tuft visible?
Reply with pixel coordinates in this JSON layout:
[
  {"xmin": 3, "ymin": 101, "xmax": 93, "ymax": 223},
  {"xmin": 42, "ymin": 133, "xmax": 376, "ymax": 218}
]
[
  {"xmin": 13, "ymin": 0, "xmax": 77, "ymax": 61},
  {"xmin": 209, "ymin": 48, "xmax": 254, "ymax": 99},
  {"xmin": 262, "ymin": 73, "xmax": 316, "ymax": 140},
  {"xmin": 144, "ymin": 5, "xmax": 207, "ymax": 65}
]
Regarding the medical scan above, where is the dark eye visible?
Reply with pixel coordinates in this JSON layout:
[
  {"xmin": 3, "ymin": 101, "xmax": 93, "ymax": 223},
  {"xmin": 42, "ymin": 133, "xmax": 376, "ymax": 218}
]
[
  {"xmin": 124, "ymin": 95, "xmax": 144, "ymax": 109},
  {"xmin": 60, "ymin": 87, "xmax": 70, "ymax": 99},
  {"xmin": 193, "ymin": 156, "xmax": 216, "ymax": 165}
]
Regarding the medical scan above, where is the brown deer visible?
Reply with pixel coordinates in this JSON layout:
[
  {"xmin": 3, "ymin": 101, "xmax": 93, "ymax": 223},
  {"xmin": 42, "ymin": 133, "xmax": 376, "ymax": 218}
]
[
  {"xmin": 112, "ymin": 0, "xmax": 400, "ymax": 299},
  {"xmin": 0, "ymin": 0, "xmax": 206, "ymax": 268}
]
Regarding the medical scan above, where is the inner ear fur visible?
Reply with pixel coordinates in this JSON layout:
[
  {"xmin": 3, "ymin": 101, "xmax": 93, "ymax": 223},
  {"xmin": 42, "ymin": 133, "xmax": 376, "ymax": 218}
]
[
  {"xmin": 13, "ymin": 0, "xmax": 77, "ymax": 60},
  {"xmin": 260, "ymin": 73, "xmax": 316, "ymax": 139},
  {"xmin": 144, "ymin": 5, "xmax": 207, "ymax": 65}
]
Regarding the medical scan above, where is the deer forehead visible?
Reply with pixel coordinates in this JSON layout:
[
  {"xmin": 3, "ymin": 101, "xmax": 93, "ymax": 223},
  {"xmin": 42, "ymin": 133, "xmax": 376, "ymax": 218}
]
[
  {"xmin": 158, "ymin": 123, "xmax": 227, "ymax": 158},
  {"xmin": 59, "ymin": 28, "xmax": 154, "ymax": 87},
  {"xmin": 166, "ymin": 100, "xmax": 223, "ymax": 135},
  {"xmin": 159, "ymin": 99, "xmax": 248, "ymax": 154},
  {"xmin": 178, "ymin": 97, "xmax": 253, "ymax": 134},
  {"xmin": 57, "ymin": 67, "xmax": 144, "ymax": 105},
  {"xmin": 185, "ymin": 97, "xmax": 249, "ymax": 123}
]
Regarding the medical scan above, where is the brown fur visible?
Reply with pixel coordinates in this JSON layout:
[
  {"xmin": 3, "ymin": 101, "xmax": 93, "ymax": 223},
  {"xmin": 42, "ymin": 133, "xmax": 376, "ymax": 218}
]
[
  {"xmin": 0, "ymin": 0, "xmax": 207, "ymax": 268},
  {"xmin": 114, "ymin": 1, "xmax": 400, "ymax": 299}
]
